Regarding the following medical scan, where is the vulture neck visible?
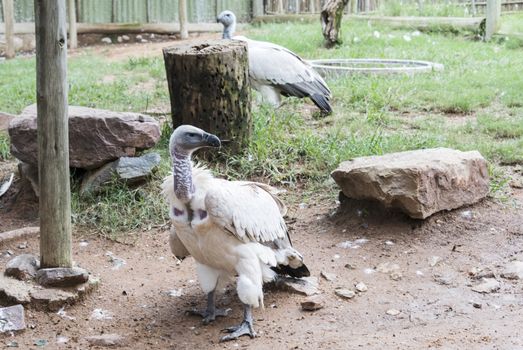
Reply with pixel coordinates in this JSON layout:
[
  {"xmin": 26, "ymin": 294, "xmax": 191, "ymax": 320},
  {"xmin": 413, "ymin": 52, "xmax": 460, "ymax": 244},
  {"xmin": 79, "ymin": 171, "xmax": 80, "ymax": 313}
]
[
  {"xmin": 222, "ymin": 24, "xmax": 235, "ymax": 39},
  {"xmin": 172, "ymin": 146, "xmax": 195, "ymax": 203}
]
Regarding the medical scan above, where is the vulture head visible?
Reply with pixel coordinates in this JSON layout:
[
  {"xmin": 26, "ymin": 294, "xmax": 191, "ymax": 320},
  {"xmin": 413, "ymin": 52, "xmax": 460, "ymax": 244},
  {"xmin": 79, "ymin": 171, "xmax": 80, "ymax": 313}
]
[
  {"xmin": 217, "ymin": 10, "xmax": 237, "ymax": 39},
  {"xmin": 169, "ymin": 125, "xmax": 221, "ymax": 157}
]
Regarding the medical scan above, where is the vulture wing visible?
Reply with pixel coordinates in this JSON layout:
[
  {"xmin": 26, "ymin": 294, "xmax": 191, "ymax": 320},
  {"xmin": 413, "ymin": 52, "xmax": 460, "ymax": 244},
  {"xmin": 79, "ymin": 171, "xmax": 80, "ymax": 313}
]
[
  {"xmin": 239, "ymin": 37, "xmax": 332, "ymax": 113},
  {"xmin": 205, "ymin": 180, "xmax": 288, "ymax": 244}
]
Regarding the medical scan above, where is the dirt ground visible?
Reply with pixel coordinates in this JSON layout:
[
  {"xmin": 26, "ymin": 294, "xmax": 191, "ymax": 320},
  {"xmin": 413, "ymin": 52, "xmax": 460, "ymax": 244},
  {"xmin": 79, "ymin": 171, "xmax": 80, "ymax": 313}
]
[{"xmin": 2, "ymin": 39, "xmax": 523, "ymax": 349}]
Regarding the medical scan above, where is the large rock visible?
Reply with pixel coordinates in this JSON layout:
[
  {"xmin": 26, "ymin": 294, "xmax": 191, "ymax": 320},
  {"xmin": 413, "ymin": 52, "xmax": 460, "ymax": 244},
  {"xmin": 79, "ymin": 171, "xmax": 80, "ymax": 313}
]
[
  {"xmin": 0, "ymin": 111, "xmax": 15, "ymax": 132},
  {"xmin": 8, "ymin": 105, "xmax": 160, "ymax": 169},
  {"xmin": 0, "ymin": 305, "xmax": 26, "ymax": 333},
  {"xmin": 80, "ymin": 152, "xmax": 161, "ymax": 194},
  {"xmin": 36, "ymin": 267, "xmax": 89, "ymax": 287},
  {"xmin": 5, "ymin": 254, "xmax": 40, "ymax": 280},
  {"xmin": 331, "ymin": 148, "xmax": 489, "ymax": 219}
]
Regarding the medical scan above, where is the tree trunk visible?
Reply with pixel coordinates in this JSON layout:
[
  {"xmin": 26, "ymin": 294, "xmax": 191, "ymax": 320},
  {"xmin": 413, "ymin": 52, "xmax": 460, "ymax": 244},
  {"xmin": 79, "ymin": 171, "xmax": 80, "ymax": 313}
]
[
  {"xmin": 321, "ymin": 0, "xmax": 350, "ymax": 48},
  {"xmin": 35, "ymin": 0, "xmax": 72, "ymax": 268},
  {"xmin": 68, "ymin": 0, "xmax": 77, "ymax": 49},
  {"xmin": 2, "ymin": 0, "xmax": 15, "ymax": 59},
  {"xmin": 163, "ymin": 40, "xmax": 252, "ymax": 154}
]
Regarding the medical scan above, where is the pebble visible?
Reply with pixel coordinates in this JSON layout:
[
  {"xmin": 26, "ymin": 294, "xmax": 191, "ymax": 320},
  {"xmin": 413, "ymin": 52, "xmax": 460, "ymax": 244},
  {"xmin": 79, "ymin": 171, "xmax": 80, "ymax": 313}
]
[
  {"xmin": 355, "ymin": 282, "xmax": 367, "ymax": 292},
  {"xmin": 321, "ymin": 271, "xmax": 336, "ymax": 282},
  {"xmin": 384, "ymin": 240, "xmax": 394, "ymax": 246},
  {"xmin": 90, "ymin": 308, "xmax": 113, "ymax": 320},
  {"xmin": 17, "ymin": 242, "xmax": 27, "ymax": 249},
  {"xmin": 376, "ymin": 262, "xmax": 400, "ymax": 273},
  {"xmin": 390, "ymin": 271, "xmax": 403, "ymax": 281},
  {"xmin": 472, "ymin": 278, "xmax": 501, "ymax": 293},
  {"xmin": 429, "ymin": 256, "xmax": 442, "ymax": 267},
  {"xmin": 85, "ymin": 334, "xmax": 126, "ymax": 347},
  {"xmin": 117, "ymin": 36, "xmax": 123, "ymax": 43},
  {"xmin": 335, "ymin": 288, "xmax": 355, "ymax": 299},
  {"xmin": 386, "ymin": 308, "xmax": 400, "ymax": 316},
  {"xmin": 167, "ymin": 289, "xmax": 183, "ymax": 297},
  {"xmin": 301, "ymin": 296, "xmax": 325, "ymax": 311},
  {"xmin": 0, "ymin": 305, "xmax": 26, "ymax": 332},
  {"xmin": 101, "ymin": 37, "xmax": 112, "ymax": 44},
  {"xmin": 501, "ymin": 260, "xmax": 523, "ymax": 280},
  {"xmin": 136, "ymin": 34, "xmax": 143, "ymax": 40},
  {"xmin": 122, "ymin": 35, "xmax": 130, "ymax": 41}
]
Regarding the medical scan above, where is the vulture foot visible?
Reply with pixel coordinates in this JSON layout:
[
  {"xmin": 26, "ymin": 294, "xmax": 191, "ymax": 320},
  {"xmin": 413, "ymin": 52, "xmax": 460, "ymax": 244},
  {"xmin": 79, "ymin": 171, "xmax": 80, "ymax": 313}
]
[
  {"xmin": 220, "ymin": 320, "xmax": 256, "ymax": 342},
  {"xmin": 187, "ymin": 307, "xmax": 231, "ymax": 325}
]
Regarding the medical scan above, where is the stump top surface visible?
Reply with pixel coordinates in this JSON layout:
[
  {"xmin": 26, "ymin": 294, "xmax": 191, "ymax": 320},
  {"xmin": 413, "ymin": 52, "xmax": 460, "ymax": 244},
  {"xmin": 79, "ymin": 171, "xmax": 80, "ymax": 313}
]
[{"xmin": 162, "ymin": 39, "xmax": 247, "ymax": 55}]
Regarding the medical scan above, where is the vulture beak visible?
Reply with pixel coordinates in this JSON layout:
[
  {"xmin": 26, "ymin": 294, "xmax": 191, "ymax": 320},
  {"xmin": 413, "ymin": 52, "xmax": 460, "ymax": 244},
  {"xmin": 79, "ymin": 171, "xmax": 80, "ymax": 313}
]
[{"xmin": 203, "ymin": 133, "xmax": 221, "ymax": 148}]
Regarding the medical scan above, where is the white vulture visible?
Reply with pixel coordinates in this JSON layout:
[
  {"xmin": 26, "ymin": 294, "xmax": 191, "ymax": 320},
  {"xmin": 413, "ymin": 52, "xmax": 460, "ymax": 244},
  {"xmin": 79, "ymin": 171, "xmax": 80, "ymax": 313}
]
[
  {"xmin": 216, "ymin": 10, "xmax": 332, "ymax": 114},
  {"xmin": 162, "ymin": 125, "xmax": 310, "ymax": 342}
]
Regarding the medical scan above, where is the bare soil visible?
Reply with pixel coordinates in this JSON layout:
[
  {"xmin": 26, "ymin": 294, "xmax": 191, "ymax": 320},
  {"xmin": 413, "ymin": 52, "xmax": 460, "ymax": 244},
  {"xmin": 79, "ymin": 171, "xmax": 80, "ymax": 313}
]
[
  {"xmin": 2, "ymin": 38, "xmax": 523, "ymax": 350},
  {"xmin": 1, "ymin": 185, "xmax": 523, "ymax": 349}
]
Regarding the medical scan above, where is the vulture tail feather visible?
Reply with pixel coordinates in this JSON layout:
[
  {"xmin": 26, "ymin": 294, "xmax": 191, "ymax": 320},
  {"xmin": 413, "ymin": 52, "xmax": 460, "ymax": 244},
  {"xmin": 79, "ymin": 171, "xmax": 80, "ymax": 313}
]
[
  {"xmin": 277, "ymin": 82, "xmax": 332, "ymax": 114},
  {"xmin": 271, "ymin": 263, "xmax": 310, "ymax": 278}
]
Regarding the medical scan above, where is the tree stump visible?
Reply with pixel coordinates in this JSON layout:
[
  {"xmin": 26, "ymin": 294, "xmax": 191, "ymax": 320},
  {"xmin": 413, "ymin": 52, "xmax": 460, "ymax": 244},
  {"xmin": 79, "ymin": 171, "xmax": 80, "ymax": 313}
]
[
  {"xmin": 163, "ymin": 40, "xmax": 251, "ymax": 154},
  {"xmin": 321, "ymin": 0, "xmax": 350, "ymax": 48}
]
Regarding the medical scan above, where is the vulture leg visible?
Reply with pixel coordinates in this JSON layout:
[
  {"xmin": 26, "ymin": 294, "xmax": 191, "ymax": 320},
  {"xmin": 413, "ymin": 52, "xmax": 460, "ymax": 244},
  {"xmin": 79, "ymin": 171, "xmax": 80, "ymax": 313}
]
[
  {"xmin": 188, "ymin": 290, "xmax": 231, "ymax": 324},
  {"xmin": 220, "ymin": 304, "xmax": 256, "ymax": 342}
]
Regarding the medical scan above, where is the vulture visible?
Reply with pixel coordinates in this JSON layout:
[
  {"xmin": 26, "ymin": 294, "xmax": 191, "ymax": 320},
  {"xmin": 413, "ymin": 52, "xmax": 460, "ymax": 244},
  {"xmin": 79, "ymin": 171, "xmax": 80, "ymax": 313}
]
[
  {"xmin": 161, "ymin": 125, "xmax": 310, "ymax": 342},
  {"xmin": 216, "ymin": 10, "xmax": 332, "ymax": 114}
]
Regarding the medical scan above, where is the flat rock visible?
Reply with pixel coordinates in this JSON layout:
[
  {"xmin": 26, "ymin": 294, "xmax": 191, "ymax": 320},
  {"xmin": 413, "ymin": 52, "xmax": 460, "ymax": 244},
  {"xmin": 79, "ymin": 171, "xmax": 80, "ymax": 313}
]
[
  {"xmin": 0, "ymin": 275, "xmax": 31, "ymax": 304},
  {"xmin": 0, "ymin": 227, "xmax": 40, "ymax": 244},
  {"xmin": 36, "ymin": 267, "xmax": 89, "ymax": 287},
  {"xmin": 331, "ymin": 148, "xmax": 489, "ymax": 219},
  {"xmin": 85, "ymin": 334, "xmax": 126, "ymax": 347},
  {"xmin": 300, "ymin": 296, "xmax": 325, "ymax": 311},
  {"xmin": 80, "ymin": 153, "xmax": 161, "ymax": 194},
  {"xmin": 335, "ymin": 288, "xmax": 355, "ymax": 299},
  {"xmin": 386, "ymin": 308, "xmax": 401, "ymax": 316},
  {"xmin": 276, "ymin": 276, "xmax": 319, "ymax": 296},
  {"xmin": 0, "ymin": 111, "xmax": 15, "ymax": 132},
  {"xmin": 320, "ymin": 271, "xmax": 336, "ymax": 281},
  {"xmin": 472, "ymin": 278, "xmax": 500, "ymax": 293},
  {"xmin": 9, "ymin": 105, "xmax": 160, "ymax": 169},
  {"xmin": 355, "ymin": 282, "xmax": 368, "ymax": 292},
  {"xmin": 5, "ymin": 254, "xmax": 40, "ymax": 280},
  {"xmin": 501, "ymin": 261, "xmax": 523, "ymax": 280},
  {"xmin": 0, "ymin": 304, "xmax": 26, "ymax": 333}
]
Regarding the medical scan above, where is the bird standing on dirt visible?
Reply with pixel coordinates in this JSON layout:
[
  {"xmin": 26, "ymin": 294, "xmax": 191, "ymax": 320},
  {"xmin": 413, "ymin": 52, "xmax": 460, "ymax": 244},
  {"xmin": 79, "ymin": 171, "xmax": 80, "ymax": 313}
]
[
  {"xmin": 216, "ymin": 10, "xmax": 332, "ymax": 114},
  {"xmin": 162, "ymin": 125, "xmax": 310, "ymax": 342}
]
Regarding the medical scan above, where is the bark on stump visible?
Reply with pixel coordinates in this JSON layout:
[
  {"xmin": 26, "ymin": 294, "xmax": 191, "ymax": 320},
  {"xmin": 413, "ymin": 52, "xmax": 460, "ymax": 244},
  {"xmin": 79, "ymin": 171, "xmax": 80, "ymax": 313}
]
[
  {"xmin": 321, "ymin": 0, "xmax": 350, "ymax": 48},
  {"xmin": 163, "ymin": 40, "xmax": 251, "ymax": 154}
]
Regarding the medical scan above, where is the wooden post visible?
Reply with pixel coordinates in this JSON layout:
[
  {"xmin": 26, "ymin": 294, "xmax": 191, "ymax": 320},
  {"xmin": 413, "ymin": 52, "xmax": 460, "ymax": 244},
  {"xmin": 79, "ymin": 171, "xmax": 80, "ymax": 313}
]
[
  {"xmin": 277, "ymin": 0, "xmax": 285, "ymax": 13},
  {"xmin": 471, "ymin": 0, "xmax": 477, "ymax": 16},
  {"xmin": 485, "ymin": 0, "xmax": 501, "ymax": 40},
  {"xmin": 68, "ymin": 0, "xmax": 77, "ymax": 49},
  {"xmin": 179, "ymin": 0, "xmax": 189, "ymax": 39},
  {"xmin": 252, "ymin": 0, "xmax": 265, "ymax": 17},
  {"xmin": 295, "ymin": 0, "xmax": 300, "ymax": 13},
  {"xmin": 35, "ymin": 0, "xmax": 72, "ymax": 268},
  {"xmin": 2, "ymin": 0, "xmax": 15, "ymax": 59},
  {"xmin": 163, "ymin": 40, "xmax": 252, "ymax": 154},
  {"xmin": 321, "ymin": 0, "xmax": 350, "ymax": 48},
  {"xmin": 310, "ymin": 0, "xmax": 316, "ymax": 13}
]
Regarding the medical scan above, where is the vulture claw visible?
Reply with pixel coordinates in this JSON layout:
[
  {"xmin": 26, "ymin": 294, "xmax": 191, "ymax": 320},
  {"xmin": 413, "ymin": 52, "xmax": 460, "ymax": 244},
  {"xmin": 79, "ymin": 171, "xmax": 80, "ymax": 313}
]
[
  {"xmin": 187, "ymin": 307, "xmax": 231, "ymax": 324},
  {"xmin": 220, "ymin": 320, "xmax": 256, "ymax": 342}
]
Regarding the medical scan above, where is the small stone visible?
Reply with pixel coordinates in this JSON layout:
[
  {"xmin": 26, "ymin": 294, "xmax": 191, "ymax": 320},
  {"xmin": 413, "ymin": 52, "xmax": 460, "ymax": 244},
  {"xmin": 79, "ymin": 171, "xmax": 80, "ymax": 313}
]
[
  {"xmin": 150, "ymin": 33, "xmax": 155, "ymax": 39},
  {"xmin": 501, "ymin": 261, "xmax": 523, "ymax": 280},
  {"xmin": 136, "ymin": 35, "xmax": 143, "ymax": 40},
  {"xmin": 469, "ymin": 266, "xmax": 495, "ymax": 280},
  {"xmin": 300, "ymin": 296, "xmax": 325, "ymax": 311},
  {"xmin": 321, "ymin": 271, "xmax": 336, "ymax": 281},
  {"xmin": 355, "ymin": 282, "xmax": 367, "ymax": 292},
  {"xmin": 5, "ymin": 254, "xmax": 40, "ymax": 280},
  {"xmin": 276, "ymin": 277, "xmax": 319, "ymax": 296},
  {"xmin": 433, "ymin": 273, "xmax": 453, "ymax": 286},
  {"xmin": 122, "ymin": 35, "xmax": 130, "ymax": 41},
  {"xmin": 17, "ymin": 242, "xmax": 27, "ymax": 249},
  {"xmin": 472, "ymin": 278, "xmax": 501, "ymax": 293},
  {"xmin": 472, "ymin": 302, "xmax": 482, "ymax": 309},
  {"xmin": 101, "ymin": 37, "xmax": 112, "ymax": 44},
  {"xmin": 33, "ymin": 339, "xmax": 47, "ymax": 347},
  {"xmin": 386, "ymin": 308, "xmax": 400, "ymax": 316},
  {"xmin": 335, "ymin": 288, "xmax": 355, "ymax": 299},
  {"xmin": 91, "ymin": 309, "xmax": 113, "ymax": 320},
  {"xmin": 376, "ymin": 262, "xmax": 400, "ymax": 274},
  {"xmin": 345, "ymin": 263, "xmax": 356, "ymax": 270},
  {"xmin": 36, "ymin": 267, "xmax": 89, "ymax": 287},
  {"xmin": 85, "ymin": 334, "xmax": 126, "ymax": 347},
  {"xmin": 460, "ymin": 210, "xmax": 473, "ymax": 220},
  {"xmin": 140, "ymin": 39, "xmax": 148, "ymax": 43},
  {"xmin": 429, "ymin": 256, "xmax": 442, "ymax": 267},
  {"xmin": 117, "ymin": 36, "xmax": 123, "ymax": 43},
  {"xmin": 0, "ymin": 305, "xmax": 26, "ymax": 333},
  {"xmin": 390, "ymin": 271, "xmax": 403, "ymax": 281}
]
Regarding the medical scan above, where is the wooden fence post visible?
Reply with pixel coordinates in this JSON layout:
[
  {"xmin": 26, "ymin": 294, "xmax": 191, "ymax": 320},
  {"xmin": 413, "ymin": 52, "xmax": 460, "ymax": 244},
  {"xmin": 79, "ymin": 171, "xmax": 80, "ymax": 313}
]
[
  {"xmin": 485, "ymin": 0, "xmax": 501, "ymax": 41},
  {"xmin": 2, "ymin": 0, "xmax": 15, "ymax": 59},
  {"xmin": 321, "ymin": 0, "xmax": 350, "ymax": 48},
  {"xmin": 163, "ymin": 40, "xmax": 252, "ymax": 154},
  {"xmin": 68, "ymin": 0, "xmax": 77, "ymax": 49},
  {"xmin": 277, "ymin": 0, "xmax": 285, "ymax": 13},
  {"xmin": 252, "ymin": 0, "xmax": 264, "ymax": 17},
  {"xmin": 35, "ymin": 0, "xmax": 72, "ymax": 268},
  {"xmin": 179, "ymin": 0, "xmax": 188, "ymax": 39}
]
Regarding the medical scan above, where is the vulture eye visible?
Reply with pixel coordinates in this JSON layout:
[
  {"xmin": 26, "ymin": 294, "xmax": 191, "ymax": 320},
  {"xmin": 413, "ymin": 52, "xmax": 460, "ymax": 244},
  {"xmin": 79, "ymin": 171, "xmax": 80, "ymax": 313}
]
[{"xmin": 187, "ymin": 133, "xmax": 196, "ymax": 138}]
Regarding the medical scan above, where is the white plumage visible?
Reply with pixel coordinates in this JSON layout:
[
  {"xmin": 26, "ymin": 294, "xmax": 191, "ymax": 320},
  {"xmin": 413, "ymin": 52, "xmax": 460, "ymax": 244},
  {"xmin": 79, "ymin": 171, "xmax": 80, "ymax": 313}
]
[
  {"xmin": 217, "ymin": 10, "xmax": 332, "ymax": 113},
  {"xmin": 162, "ymin": 125, "xmax": 309, "ymax": 342}
]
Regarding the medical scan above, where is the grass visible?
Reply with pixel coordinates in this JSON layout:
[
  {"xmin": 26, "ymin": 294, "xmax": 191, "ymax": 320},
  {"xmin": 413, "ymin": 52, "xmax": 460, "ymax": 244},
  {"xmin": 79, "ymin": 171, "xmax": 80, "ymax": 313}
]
[
  {"xmin": 377, "ymin": 1, "xmax": 472, "ymax": 17},
  {"xmin": 0, "ymin": 133, "xmax": 10, "ymax": 161},
  {"xmin": 1, "ymin": 18, "xmax": 522, "ymax": 235}
]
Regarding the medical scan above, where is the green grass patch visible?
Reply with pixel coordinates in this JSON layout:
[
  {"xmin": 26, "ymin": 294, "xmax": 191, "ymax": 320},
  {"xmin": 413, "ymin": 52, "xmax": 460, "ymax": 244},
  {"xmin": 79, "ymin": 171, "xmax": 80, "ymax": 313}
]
[{"xmin": 0, "ymin": 133, "xmax": 10, "ymax": 161}]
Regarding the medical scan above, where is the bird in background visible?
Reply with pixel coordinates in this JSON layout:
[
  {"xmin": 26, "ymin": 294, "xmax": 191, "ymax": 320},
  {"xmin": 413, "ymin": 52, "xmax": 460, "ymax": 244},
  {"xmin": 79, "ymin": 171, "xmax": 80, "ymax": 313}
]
[
  {"xmin": 162, "ymin": 125, "xmax": 310, "ymax": 342},
  {"xmin": 217, "ymin": 10, "xmax": 332, "ymax": 114}
]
